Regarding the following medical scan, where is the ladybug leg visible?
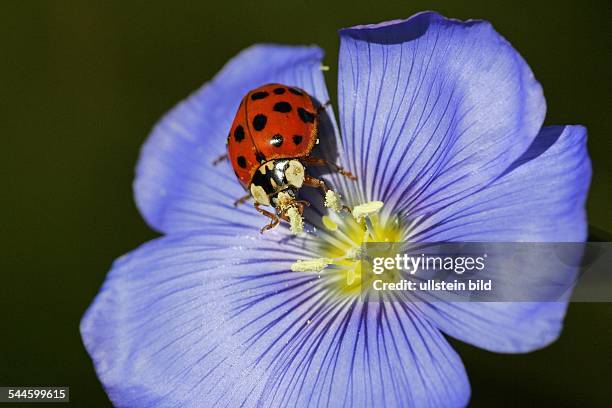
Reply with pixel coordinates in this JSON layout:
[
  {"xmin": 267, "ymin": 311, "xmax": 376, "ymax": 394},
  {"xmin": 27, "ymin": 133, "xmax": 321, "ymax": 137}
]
[
  {"xmin": 261, "ymin": 217, "xmax": 280, "ymax": 233},
  {"xmin": 212, "ymin": 154, "xmax": 228, "ymax": 165},
  {"xmin": 292, "ymin": 199, "xmax": 310, "ymax": 209},
  {"xmin": 300, "ymin": 156, "xmax": 357, "ymax": 180},
  {"xmin": 304, "ymin": 175, "xmax": 330, "ymax": 195},
  {"xmin": 304, "ymin": 176, "xmax": 352, "ymax": 214},
  {"xmin": 254, "ymin": 203, "xmax": 280, "ymax": 233},
  {"xmin": 283, "ymin": 200, "xmax": 309, "ymax": 215},
  {"xmin": 233, "ymin": 193, "xmax": 251, "ymax": 207}
]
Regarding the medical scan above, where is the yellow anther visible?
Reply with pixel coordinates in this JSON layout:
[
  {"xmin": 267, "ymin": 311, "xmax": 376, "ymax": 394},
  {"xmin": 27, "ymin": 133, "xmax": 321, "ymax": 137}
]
[
  {"xmin": 352, "ymin": 201, "xmax": 384, "ymax": 221},
  {"xmin": 287, "ymin": 206, "xmax": 304, "ymax": 235},
  {"xmin": 320, "ymin": 65, "xmax": 330, "ymax": 71},
  {"xmin": 324, "ymin": 190, "xmax": 342, "ymax": 212},
  {"xmin": 291, "ymin": 258, "xmax": 331, "ymax": 272}
]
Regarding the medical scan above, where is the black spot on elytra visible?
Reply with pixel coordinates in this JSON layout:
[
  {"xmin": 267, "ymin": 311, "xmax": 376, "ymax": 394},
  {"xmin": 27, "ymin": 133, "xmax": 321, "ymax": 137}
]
[
  {"xmin": 256, "ymin": 151, "xmax": 266, "ymax": 163},
  {"xmin": 237, "ymin": 156, "xmax": 247, "ymax": 168},
  {"xmin": 273, "ymin": 87, "xmax": 285, "ymax": 95},
  {"xmin": 289, "ymin": 87, "xmax": 303, "ymax": 96},
  {"xmin": 252, "ymin": 114, "xmax": 267, "ymax": 131},
  {"xmin": 293, "ymin": 135, "xmax": 303, "ymax": 145},
  {"xmin": 270, "ymin": 134, "xmax": 284, "ymax": 147},
  {"xmin": 251, "ymin": 91, "xmax": 269, "ymax": 101},
  {"xmin": 233, "ymin": 125, "xmax": 245, "ymax": 142},
  {"xmin": 273, "ymin": 101, "xmax": 292, "ymax": 113},
  {"xmin": 297, "ymin": 107, "xmax": 315, "ymax": 123}
]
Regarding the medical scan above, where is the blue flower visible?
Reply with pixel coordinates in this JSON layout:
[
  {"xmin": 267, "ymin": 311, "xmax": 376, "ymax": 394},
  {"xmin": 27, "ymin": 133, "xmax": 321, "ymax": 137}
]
[{"xmin": 81, "ymin": 11, "xmax": 591, "ymax": 408}]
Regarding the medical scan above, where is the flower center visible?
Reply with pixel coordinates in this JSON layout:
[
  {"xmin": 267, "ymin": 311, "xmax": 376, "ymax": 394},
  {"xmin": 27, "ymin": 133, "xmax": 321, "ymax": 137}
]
[{"xmin": 291, "ymin": 198, "xmax": 403, "ymax": 296}]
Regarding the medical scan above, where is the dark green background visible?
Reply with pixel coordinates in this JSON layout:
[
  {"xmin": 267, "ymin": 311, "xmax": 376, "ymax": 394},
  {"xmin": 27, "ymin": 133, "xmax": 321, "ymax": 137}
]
[{"xmin": 1, "ymin": 1, "xmax": 610, "ymax": 407}]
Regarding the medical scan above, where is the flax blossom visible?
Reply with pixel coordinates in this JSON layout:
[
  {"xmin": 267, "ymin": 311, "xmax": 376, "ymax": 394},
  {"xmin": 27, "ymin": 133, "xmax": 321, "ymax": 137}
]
[{"xmin": 81, "ymin": 12, "xmax": 591, "ymax": 407}]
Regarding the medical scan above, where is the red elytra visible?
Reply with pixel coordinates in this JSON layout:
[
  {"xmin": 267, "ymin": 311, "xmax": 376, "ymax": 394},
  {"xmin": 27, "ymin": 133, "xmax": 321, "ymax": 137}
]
[{"xmin": 227, "ymin": 83, "xmax": 318, "ymax": 187}]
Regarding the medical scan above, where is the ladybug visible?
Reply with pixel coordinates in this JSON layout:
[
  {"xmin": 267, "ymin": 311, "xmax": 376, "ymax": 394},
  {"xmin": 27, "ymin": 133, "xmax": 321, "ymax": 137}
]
[{"xmin": 214, "ymin": 83, "xmax": 356, "ymax": 233}]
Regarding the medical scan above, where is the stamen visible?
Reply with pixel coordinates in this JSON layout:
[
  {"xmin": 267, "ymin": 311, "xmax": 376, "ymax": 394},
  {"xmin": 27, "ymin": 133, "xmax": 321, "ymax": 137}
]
[
  {"xmin": 320, "ymin": 65, "xmax": 330, "ymax": 71},
  {"xmin": 291, "ymin": 200, "xmax": 399, "ymax": 295},
  {"xmin": 324, "ymin": 190, "xmax": 343, "ymax": 212},
  {"xmin": 291, "ymin": 257, "xmax": 331, "ymax": 272},
  {"xmin": 286, "ymin": 206, "xmax": 304, "ymax": 234},
  {"xmin": 321, "ymin": 215, "xmax": 338, "ymax": 231},
  {"xmin": 352, "ymin": 201, "xmax": 384, "ymax": 221}
]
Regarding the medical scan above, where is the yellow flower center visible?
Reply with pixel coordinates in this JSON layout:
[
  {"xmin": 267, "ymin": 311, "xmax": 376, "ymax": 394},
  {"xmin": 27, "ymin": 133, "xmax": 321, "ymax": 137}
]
[{"xmin": 292, "ymin": 200, "xmax": 403, "ymax": 296}]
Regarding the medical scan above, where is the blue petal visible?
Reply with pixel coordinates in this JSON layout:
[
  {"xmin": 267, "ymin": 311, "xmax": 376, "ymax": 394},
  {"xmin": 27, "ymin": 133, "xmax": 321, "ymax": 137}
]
[
  {"xmin": 336, "ymin": 12, "xmax": 546, "ymax": 215},
  {"xmin": 134, "ymin": 45, "xmax": 333, "ymax": 234},
  {"xmin": 82, "ymin": 228, "xmax": 469, "ymax": 407},
  {"xmin": 412, "ymin": 125, "xmax": 590, "ymax": 242},
  {"xmin": 408, "ymin": 125, "xmax": 591, "ymax": 352}
]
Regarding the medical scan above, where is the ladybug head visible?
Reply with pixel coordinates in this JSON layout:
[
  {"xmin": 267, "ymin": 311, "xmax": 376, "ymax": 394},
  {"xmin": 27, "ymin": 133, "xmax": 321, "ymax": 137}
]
[{"xmin": 250, "ymin": 159, "xmax": 305, "ymax": 209}]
